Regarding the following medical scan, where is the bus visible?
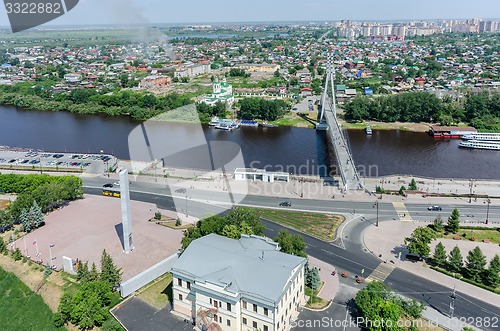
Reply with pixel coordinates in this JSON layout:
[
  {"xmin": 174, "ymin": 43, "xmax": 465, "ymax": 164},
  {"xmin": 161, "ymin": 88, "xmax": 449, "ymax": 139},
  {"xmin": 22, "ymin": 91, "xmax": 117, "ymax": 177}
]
[{"xmin": 102, "ymin": 188, "xmax": 120, "ymax": 198}]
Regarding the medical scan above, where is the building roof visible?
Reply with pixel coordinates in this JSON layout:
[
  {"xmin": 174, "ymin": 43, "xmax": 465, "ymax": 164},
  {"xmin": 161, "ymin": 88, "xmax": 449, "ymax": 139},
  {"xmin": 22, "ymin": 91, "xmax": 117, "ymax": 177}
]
[{"xmin": 172, "ymin": 234, "xmax": 306, "ymax": 305}]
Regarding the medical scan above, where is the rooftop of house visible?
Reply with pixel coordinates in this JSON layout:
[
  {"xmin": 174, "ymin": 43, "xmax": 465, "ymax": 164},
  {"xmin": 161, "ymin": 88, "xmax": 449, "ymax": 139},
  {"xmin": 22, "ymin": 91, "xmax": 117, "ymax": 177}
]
[{"xmin": 172, "ymin": 233, "xmax": 306, "ymax": 305}]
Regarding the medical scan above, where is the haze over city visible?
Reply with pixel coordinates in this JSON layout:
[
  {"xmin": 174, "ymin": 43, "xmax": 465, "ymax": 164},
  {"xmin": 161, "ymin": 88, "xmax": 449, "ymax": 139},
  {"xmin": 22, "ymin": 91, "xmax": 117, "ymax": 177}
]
[{"xmin": 1, "ymin": 0, "xmax": 500, "ymax": 27}]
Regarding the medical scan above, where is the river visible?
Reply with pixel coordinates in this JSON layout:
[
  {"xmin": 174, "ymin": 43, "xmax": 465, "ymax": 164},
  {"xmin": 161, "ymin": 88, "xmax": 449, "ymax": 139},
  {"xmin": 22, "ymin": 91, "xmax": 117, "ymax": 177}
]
[{"xmin": 0, "ymin": 105, "xmax": 499, "ymax": 179}]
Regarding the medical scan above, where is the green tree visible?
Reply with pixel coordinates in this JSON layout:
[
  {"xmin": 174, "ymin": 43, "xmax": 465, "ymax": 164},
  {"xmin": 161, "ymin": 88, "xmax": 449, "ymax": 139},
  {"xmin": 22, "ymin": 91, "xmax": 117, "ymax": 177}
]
[
  {"xmin": 100, "ymin": 250, "xmax": 122, "ymax": 289},
  {"xmin": 305, "ymin": 265, "xmax": 320, "ymax": 290},
  {"xmin": 404, "ymin": 227, "xmax": 436, "ymax": 257},
  {"xmin": 399, "ymin": 186, "xmax": 406, "ymax": 196},
  {"xmin": 465, "ymin": 246, "xmax": 487, "ymax": 283},
  {"xmin": 433, "ymin": 242, "xmax": 447, "ymax": 267},
  {"xmin": 273, "ymin": 69, "xmax": 280, "ymax": 78},
  {"xmin": 55, "ymin": 292, "xmax": 74, "ymax": 327},
  {"xmin": 431, "ymin": 216, "xmax": 444, "ymax": 232},
  {"xmin": 409, "ymin": 178, "xmax": 418, "ymax": 190},
  {"xmin": 89, "ymin": 262, "xmax": 100, "ymax": 282},
  {"xmin": 274, "ymin": 230, "xmax": 307, "ymax": 257},
  {"xmin": 76, "ymin": 261, "xmax": 90, "ymax": 283},
  {"xmin": 448, "ymin": 246, "xmax": 463, "ymax": 273},
  {"xmin": 20, "ymin": 208, "xmax": 30, "ymax": 233},
  {"xmin": 70, "ymin": 283, "xmax": 109, "ymax": 329},
  {"xmin": 484, "ymin": 254, "xmax": 500, "ymax": 288},
  {"xmin": 447, "ymin": 208, "xmax": 460, "ymax": 234},
  {"xmin": 30, "ymin": 200, "xmax": 44, "ymax": 228}
]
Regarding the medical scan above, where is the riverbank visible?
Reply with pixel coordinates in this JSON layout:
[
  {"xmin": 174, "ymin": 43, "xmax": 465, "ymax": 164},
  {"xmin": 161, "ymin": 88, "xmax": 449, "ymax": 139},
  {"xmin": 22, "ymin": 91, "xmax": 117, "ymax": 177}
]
[{"xmin": 339, "ymin": 118, "xmax": 432, "ymax": 132}]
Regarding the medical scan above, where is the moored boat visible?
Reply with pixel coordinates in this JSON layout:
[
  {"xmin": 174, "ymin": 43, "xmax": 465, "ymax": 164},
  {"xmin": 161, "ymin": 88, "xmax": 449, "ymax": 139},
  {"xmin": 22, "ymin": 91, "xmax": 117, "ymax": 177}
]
[
  {"xmin": 461, "ymin": 132, "xmax": 500, "ymax": 141},
  {"xmin": 208, "ymin": 116, "xmax": 219, "ymax": 126},
  {"xmin": 365, "ymin": 125, "xmax": 373, "ymax": 135},
  {"xmin": 459, "ymin": 140, "xmax": 500, "ymax": 150}
]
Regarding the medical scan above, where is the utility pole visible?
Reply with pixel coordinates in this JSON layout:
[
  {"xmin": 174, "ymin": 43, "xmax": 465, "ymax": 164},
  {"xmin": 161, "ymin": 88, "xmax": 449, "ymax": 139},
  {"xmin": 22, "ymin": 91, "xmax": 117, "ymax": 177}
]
[
  {"xmin": 450, "ymin": 274, "xmax": 462, "ymax": 318},
  {"xmin": 486, "ymin": 197, "xmax": 491, "ymax": 225},
  {"xmin": 373, "ymin": 201, "xmax": 379, "ymax": 227}
]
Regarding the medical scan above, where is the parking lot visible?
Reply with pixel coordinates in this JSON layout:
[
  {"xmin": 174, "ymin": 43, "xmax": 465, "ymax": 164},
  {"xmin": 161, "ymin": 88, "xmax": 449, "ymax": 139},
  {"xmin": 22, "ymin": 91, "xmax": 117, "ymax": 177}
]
[{"xmin": 0, "ymin": 149, "xmax": 117, "ymax": 175}]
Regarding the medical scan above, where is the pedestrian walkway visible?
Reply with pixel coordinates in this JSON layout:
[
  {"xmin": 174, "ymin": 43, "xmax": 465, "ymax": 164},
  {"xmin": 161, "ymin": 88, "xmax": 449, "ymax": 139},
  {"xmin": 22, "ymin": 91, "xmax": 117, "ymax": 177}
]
[
  {"xmin": 392, "ymin": 202, "xmax": 413, "ymax": 221},
  {"xmin": 365, "ymin": 262, "xmax": 396, "ymax": 283}
]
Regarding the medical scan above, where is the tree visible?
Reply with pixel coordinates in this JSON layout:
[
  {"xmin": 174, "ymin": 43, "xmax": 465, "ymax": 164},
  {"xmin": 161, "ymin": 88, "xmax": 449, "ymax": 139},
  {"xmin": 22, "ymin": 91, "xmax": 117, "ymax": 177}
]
[
  {"xmin": 76, "ymin": 261, "xmax": 90, "ymax": 283},
  {"xmin": 89, "ymin": 262, "xmax": 100, "ymax": 282},
  {"xmin": 433, "ymin": 242, "xmax": 447, "ymax": 267},
  {"xmin": 465, "ymin": 246, "xmax": 487, "ymax": 283},
  {"xmin": 484, "ymin": 255, "xmax": 500, "ymax": 288},
  {"xmin": 274, "ymin": 230, "xmax": 307, "ymax": 257},
  {"xmin": 409, "ymin": 178, "xmax": 418, "ymax": 190},
  {"xmin": 399, "ymin": 186, "xmax": 406, "ymax": 196},
  {"xmin": 448, "ymin": 246, "xmax": 463, "ymax": 273},
  {"xmin": 12, "ymin": 247, "xmax": 22, "ymax": 261},
  {"xmin": 70, "ymin": 282, "xmax": 110, "ymax": 329},
  {"xmin": 305, "ymin": 264, "xmax": 321, "ymax": 290},
  {"xmin": 55, "ymin": 292, "xmax": 74, "ymax": 327},
  {"xmin": 404, "ymin": 227, "xmax": 436, "ymax": 257},
  {"xmin": 20, "ymin": 208, "xmax": 30, "ymax": 233},
  {"xmin": 100, "ymin": 250, "xmax": 122, "ymax": 289},
  {"xmin": 30, "ymin": 200, "xmax": 44, "ymax": 228},
  {"xmin": 273, "ymin": 69, "xmax": 280, "ymax": 78},
  {"xmin": 447, "ymin": 208, "xmax": 460, "ymax": 234},
  {"xmin": 154, "ymin": 211, "xmax": 162, "ymax": 220},
  {"xmin": 431, "ymin": 216, "xmax": 445, "ymax": 232}
]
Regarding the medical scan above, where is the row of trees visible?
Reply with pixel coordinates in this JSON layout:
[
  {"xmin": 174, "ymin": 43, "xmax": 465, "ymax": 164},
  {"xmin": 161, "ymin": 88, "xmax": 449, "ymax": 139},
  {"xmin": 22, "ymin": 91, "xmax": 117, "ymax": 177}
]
[
  {"xmin": 181, "ymin": 208, "xmax": 265, "ymax": 249},
  {"xmin": 54, "ymin": 250, "xmax": 122, "ymax": 330},
  {"xmin": 433, "ymin": 244, "xmax": 500, "ymax": 288},
  {"xmin": 0, "ymin": 174, "xmax": 84, "ymax": 226},
  {"xmin": 238, "ymin": 97, "xmax": 289, "ymax": 121},
  {"xmin": 0, "ymin": 82, "xmax": 193, "ymax": 121},
  {"xmin": 344, "ymin": 91, "xmax": 500, "ymax": 131},
  {"xmin": 195, "ymin": 101, "xmax": 227, "ymax": 123}
]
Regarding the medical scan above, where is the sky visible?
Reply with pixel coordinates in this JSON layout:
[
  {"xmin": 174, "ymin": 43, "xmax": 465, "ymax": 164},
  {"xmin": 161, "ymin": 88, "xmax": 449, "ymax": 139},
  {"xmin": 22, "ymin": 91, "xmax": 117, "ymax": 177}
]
[{"xmin": 0, "ymin": 0, "xmax": 500, "ymax": 27}]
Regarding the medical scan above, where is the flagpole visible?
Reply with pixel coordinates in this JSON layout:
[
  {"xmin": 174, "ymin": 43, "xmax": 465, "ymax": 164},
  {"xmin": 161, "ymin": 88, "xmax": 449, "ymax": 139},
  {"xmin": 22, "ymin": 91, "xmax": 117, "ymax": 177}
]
[
  {"xmin": 23, "ymin": 236, "xmax": 30, "ymax": 258},
  {"xmin": 35, "ymin": 238, "xmax": 40, "ymax": 262}
]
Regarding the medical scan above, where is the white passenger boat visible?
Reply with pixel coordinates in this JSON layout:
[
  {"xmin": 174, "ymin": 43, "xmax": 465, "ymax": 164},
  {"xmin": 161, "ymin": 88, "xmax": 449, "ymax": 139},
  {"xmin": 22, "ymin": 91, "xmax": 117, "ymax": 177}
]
[
  {"xmin": 459, "ymin": 140, "xmax": 500, "ymax": 150},
  {"xmin": 461, "ymin": 132, "xmax": 500, "ymax": 141},
  {"xmin": 208, "ymin": 116, "xmax": 219, "ymax": 126}
]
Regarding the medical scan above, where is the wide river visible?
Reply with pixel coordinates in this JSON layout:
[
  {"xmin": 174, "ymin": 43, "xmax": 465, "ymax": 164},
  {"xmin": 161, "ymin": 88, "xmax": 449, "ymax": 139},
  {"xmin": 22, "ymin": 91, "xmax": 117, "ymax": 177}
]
[{"xmin": 1, "ymin": 105, "xmax": 499, "ymax": 179}]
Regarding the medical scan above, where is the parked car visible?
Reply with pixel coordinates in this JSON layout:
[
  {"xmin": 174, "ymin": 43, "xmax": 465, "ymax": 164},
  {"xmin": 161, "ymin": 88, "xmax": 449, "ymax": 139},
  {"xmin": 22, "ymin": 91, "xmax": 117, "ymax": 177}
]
[
  {"xmin": 175, "ymin": 188, "xmax": 187, "ymax": 193},
  {"xmin": 279, "ymin": 201, "xmax": 292, "ymax": 207},
  {"xmin": 427, "ymin": 206, "xmax": 442, "ymax": 211}
]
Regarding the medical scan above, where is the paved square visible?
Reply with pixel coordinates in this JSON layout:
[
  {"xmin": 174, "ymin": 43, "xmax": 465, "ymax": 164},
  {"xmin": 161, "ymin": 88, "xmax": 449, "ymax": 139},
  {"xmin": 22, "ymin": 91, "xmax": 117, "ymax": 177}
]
[{"xmin": 14, "ymin": 194, "xmax": 184, "ymax": 281}]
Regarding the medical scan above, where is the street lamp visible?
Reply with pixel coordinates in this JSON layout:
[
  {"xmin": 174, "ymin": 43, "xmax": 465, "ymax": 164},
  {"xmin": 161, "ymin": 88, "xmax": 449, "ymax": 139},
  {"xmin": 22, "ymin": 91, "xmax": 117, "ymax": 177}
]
[
  {"xmin": 449, "ymin": 273, "xmax": 463, "ymax": 318},
  {"xmin": 185, "ymin": 194, "xmax": 188, "ymax": 217},
  {"xmin": 373, "ymin": 200, "xmax": 379, "ymax": 227},
  {"xmin": 468, "ymin": 179, "xmax": 474, "ymax": 203},
  {"xmin": 485, "ymin": 197, "xmax": 491, "ymax": 225}
]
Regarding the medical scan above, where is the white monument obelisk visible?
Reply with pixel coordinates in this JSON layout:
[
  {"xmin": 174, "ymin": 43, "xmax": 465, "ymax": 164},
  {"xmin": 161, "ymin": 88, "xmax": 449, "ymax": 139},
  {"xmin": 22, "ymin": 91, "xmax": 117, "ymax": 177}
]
[{"xmin": 120, "ymin": 169, "xmax": 133, "ymax": 253}]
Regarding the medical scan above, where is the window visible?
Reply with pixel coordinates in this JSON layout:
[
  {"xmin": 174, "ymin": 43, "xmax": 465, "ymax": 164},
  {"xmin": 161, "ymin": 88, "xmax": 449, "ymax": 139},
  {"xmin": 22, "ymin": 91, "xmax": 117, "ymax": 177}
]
[
  {"xmin": 242, "ymin": 301, "xmax": 247, "ymax": 309},
  {"xmin": 214, "ymin": 300, "xmax": 218, "ymax": 308},
  {"xmin": 214, "ymin": 314, "xmax": 218, "ymax": 322},
  {"xmin": 253, "ymin": 321, "xmax": 257, "ymax": 328},
  {"xmin": 243, "ymin": 317, "xmax": 247, "ymax": 325},
  {"xmin": 277, "ymin": 322, "xmax": 280, "ymax": 330},
  {"xmin": 187, "ymin": 281, "xmax": 191, "ymax": 290},
  {"xmin": 226, "ymin": 302, "xmax": 231, "ymax": 312},
  {"xmin": 227, "ymin": 320, "xmax": 231, "ymax": 326},
  {"xmin": 253, "ymin": 304, "xmax": 257, "ymax": 312},
  {"xmin": 264, "ymin": 326, "xmax": 268, "ymax": 331},
  {"xmin": 210, "ymin": 298, "xmax": 212, "ymax": 304},
  {"xmin": 264, "ymin": 308, "xmax": 268, "ymax": 316},
  {"xmin": 219, "ymin": 316, "xmax": 222, "ymax": 323},
  {"xmin": 178, "ymin": 294, "xmax": 183, "ymax": 301},
  {"xmin": 177, "ymin": 278, "xmax": 182, "ymax": 286}
]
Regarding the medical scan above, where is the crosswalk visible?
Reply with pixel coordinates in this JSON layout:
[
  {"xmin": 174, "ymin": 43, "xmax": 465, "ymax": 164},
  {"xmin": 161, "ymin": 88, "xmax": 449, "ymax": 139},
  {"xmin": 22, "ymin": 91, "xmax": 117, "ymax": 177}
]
[
  {"xmin": 365, "ymin": 262, "xmax": 396, "ymax": 283},
  {"xmin": 392, "ymin": 202, "xmax": 413, "ymax": 222}
]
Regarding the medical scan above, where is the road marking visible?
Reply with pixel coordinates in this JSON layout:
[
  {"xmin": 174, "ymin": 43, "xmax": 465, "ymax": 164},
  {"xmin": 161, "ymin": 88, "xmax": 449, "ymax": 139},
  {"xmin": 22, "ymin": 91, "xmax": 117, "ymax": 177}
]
[
  {"xmin": 392, "ymin": 202, "xmax": 413, "ymax": 222},
  {"xmin": 365, "ymin": 262, "xmax": 396, "ymax": 283},
  {"xmin": 306, "ymin": 243, "xmax": 316, "ymax": 248}
]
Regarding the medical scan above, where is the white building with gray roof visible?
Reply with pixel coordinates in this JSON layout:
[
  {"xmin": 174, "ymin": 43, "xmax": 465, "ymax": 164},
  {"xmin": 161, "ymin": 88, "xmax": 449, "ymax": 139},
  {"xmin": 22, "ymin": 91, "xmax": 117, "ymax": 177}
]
[{"xmin": 171, "ymin": 233, "xmax": 307, "ymax": 331}]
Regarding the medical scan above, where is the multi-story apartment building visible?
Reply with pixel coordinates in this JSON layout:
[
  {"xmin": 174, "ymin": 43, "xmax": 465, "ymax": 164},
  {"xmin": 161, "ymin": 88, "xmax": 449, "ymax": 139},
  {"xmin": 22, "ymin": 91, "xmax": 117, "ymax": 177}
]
[{"xmin": 171, "ymin": 234, "xmax": 307, "ymax": 331}]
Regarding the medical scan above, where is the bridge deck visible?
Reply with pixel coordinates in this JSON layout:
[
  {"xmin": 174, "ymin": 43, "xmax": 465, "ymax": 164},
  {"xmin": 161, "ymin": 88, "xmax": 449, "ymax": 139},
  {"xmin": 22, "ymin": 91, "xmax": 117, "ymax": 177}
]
[{"xmin": 324, "ymin": 111, "xmax": 362, "ymax": 191}]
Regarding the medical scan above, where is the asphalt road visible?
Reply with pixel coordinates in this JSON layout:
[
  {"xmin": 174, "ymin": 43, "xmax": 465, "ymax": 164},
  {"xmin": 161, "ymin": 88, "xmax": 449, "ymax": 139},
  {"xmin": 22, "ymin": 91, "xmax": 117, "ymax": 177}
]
[{"xmin": 83, "ymin": 178, "xmax": 500, "ymax": 330}]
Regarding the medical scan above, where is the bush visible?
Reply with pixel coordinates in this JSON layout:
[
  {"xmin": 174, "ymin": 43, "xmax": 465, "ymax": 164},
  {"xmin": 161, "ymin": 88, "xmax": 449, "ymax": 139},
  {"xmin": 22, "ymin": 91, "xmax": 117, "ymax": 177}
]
[
  {"xmin": 12, "ymin": 248, "xmax": 22, "ymax": 261},
  {"xmin": 175, "ymin": 218, "xmax": 182, "ymax": 226},
  {"xmin": 154, "ymin": 211, "xmax": 162, "ymax": 220},
  {"xmin": 101, "ymin": 317, "xmax": 123, "ymax": 331}
]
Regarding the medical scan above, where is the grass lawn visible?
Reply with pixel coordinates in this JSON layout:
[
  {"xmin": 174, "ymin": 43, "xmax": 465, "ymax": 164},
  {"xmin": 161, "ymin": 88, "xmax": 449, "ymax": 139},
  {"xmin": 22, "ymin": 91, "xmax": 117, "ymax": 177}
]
[
  {"xmin": 244, "ymin": 208, "xmax": 344, "ymax": 241},
  {"xmin": 136, "ymin": 273, "xmax": 173, "ymax": 309},
  {"xmin": 304, "ymin": 282, "xmax": 330, "ymax": 309},
  {"xmin": 0, "ymin": 266, "xmax": 65, "ymax": 331},
  {"xmin": 439, "ymin": 229, "xmax": 500, "ymax": 244},
  {"xmin": 271, "ymin": 114, "xmax": 316, "ymax": 128}
]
